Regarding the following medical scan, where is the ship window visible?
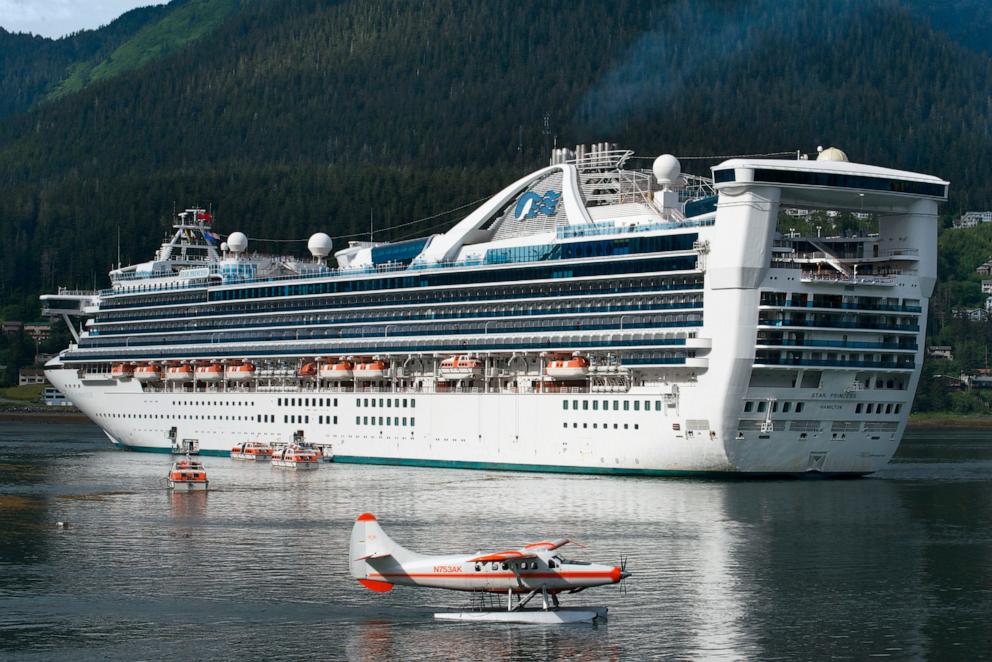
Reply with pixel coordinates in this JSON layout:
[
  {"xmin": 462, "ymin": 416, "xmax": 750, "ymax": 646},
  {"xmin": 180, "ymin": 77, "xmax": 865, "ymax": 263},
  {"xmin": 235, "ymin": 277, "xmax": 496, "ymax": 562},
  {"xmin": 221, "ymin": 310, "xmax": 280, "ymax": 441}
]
[
  {"xmin": 333, "ymin": 416, "xmax": 338, "ymax": 424},
  {"xmin": 334, "ymin": 398, "xmax": 338, "ymax": 407},
  {"xmin": 378, "ymin": 417, "xmax": 383, "ymax": 425},
  {"xmin": 573, "ymin": 400, "xmax": 579, "ymax": 409},
  {"xmin": 624, "ymin": 401, "xmax": 630, "ymax": 411},
  {"xmin": 402, "ymin": 399, "xmax": 408, "ymax": 407},
  {"xmin": 411, "ymin": 417, "xmax": 415, "ymax": 425},
  {"xmin": 634, "ymin": 401, "xmax": 640, "ymax": 411},
  {"xmin": 756, "ymin": 401, "xmax": 766, "ymax": 413},
  {"xmin": 573, "ymin": 423, "xmax": 578, "ymax": 428},
  {"xmin": 564, "ymin": 422, "xmax": 568, "ymax": 428},
  {"xmin": 644, "ymin": 401, "xmax": 650, "ymax": 410},
  {"xmin": 593, "ymin": 423, "xmax": 598, "ymax": 428},
  {"xmin": 593, "ymin": 401, "xmax": 599, "ymax": 411},
  {"xmin": 772, "ymin": 401, "xmax": 778, "ymax": 413},
  {"xmin": 387, "ymin": 400, "xmax": 392, "ymax": 408},
  {"xmin": 655, "ymin": 401, "xmax": 662, "ymax": 411},
  {"xmin": 603, "ymin": 400, "xmax": 609, "ymax": 410},
  {"xmin": 783, "ymin": 402, "xmax": 791, "ymax": 413},
  {"xmin": 583, "ymin": 423, "xmax": 588, "ymax": 428},
  {"xmin": 613, "ymin": 401, "xmax": 619, "ymax": 411},
  {"xmin": 305, "ymin": 416, "xmax": 309, "ymax": 423},
  {"xmin": 624, "ymin": 423, "xmax": 629, "ymax": 429},
  {"xmin": 795, "ymin": 402, "xmax": 804, "ymax": 413},
  {"xmin": 284, "ymin": 415, "xmax": 288, "ymax": 423},
  {"xmin": 563, "ymin": 401, "xmax": 569, "ymax": 410},
  {"xmin": 635, "ymin": 424, "xmax": 639, "ymax": 430},
  {"xmin": 277, "ymin": 398, "xmax": 282, "ymax": 406},
  {"xmin": 378, "ymin": 399, "xmax": 383, "ymax": 407},
  {"xmin": 866, "ymin": 404, "xmax": 873, "ymax": 414},
  {"xmin": 856, "ymin": 403, "xmax": 863, "ymax": 413},
  {"xmin": 582, "ymin": 401, "xmax": 589, "ymax": 410},
  {"xmin": 356, "ymin": 416, "xmax": 360, "ymax": 425},
  {"xmin": 886, "ymin": 404, "xmax": 893, "ymax": 414},
  {"xmin": 403, "ymin": 417, "xmax": 407, "ymax": 425},
  {"xmin": 318, "ymin": 416, "xmax": 322, "ymax": 424},
  {"xmin": 411, "ymin": 399, "xmax": 416, "ymax": 408},
  {"xmin": 363, "ymin": 398, "xmax": 369, "ymax": 407}
]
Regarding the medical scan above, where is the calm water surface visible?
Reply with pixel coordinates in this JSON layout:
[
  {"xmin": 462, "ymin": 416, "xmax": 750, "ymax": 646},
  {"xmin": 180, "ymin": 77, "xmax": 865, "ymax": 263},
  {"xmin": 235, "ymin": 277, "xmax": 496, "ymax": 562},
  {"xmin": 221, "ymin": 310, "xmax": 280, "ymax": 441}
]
[{"xmin": 1, "ymin": 422, "xmax": 991, "ymax": 660}]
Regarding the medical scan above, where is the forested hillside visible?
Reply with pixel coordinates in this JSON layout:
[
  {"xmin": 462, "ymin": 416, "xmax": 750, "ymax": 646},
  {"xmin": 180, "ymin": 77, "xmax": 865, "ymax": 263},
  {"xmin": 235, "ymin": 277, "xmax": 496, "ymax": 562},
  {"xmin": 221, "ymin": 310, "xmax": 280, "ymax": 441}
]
[{"xmin": 2, "ymin": 0, "xmax": 992, "ymax": 405}]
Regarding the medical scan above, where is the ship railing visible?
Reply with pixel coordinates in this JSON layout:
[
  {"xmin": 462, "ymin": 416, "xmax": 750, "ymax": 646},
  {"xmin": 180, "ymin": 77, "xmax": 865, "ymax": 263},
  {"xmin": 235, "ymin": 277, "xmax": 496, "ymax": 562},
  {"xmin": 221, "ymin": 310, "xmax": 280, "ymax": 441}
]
[
  {"xmin": 556, "ymin": 217, "xmax": 714, "ymax": 240},
  {"xmin": 799, "ymin": 273, "xmax": 899, "ymax": 285}
]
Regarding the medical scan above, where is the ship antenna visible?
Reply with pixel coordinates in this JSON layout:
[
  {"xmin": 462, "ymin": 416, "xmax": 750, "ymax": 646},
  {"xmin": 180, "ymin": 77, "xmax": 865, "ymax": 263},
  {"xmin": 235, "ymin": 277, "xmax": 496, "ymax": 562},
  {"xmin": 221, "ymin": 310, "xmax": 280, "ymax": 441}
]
[
  {"xmin": 369, "ymin": 208, "xmax": 374, "ymax": 242},
  {"xmin": 116, "ymin": 225, "xmax": 121, "ymax": 269}
]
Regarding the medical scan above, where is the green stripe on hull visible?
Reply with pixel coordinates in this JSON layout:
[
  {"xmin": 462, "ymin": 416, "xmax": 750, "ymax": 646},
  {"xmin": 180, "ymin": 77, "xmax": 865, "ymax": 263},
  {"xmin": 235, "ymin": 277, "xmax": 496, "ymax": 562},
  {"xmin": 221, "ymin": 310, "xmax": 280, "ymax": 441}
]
[
  {"xmin": 117, "ymin": 444, "xmax": 231, "ymax": 458},
  {"xmin": 332, "ymin": 454, "xmax": 867, "ymax": 478}
]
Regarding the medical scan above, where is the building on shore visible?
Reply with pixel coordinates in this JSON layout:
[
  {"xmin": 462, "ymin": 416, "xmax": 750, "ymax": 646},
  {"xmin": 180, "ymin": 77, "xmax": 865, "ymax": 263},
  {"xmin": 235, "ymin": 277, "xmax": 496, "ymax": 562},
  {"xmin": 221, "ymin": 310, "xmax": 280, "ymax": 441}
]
[
  {"xmin": 927, "ymin": 345, "xmax": 953, "ymax": 360},
  {"xmin": 18, "ymin": 368, "xmax": 46, "ymax": 385}
]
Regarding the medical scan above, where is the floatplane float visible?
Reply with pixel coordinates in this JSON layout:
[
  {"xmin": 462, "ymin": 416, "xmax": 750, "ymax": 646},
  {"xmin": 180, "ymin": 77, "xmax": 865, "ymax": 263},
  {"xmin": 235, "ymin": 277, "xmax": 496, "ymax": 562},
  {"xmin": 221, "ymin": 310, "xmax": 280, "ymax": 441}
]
[{"xmin": 350, "ymin": 513, "xmax": 628, "ymax": 624}]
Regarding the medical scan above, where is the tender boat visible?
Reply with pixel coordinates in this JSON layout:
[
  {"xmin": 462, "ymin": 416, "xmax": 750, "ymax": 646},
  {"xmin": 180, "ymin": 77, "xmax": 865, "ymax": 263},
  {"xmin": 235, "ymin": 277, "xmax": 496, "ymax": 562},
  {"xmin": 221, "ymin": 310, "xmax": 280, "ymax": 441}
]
[
  {"xmin": 111, "ymin": 363, "xmax": 134, "ymax": 380},
  {"xmin": 546, "ymin": 354, "xmax": 590, "ymax": 379},
  {"xmin": 194, "ymin": 363, "xmax": 224, "ymax": 382},
  {"xmin": 134, "ymin": 364, "xmax": 161, "ymax": 382},
  {"xmin": 320, "ymin": 359, "xmax": 354, "ymax": 380},
  {"xmin": 298, "ymin": 362, "xmax": 318, "ymax": 377},
  {"xmin": 226, "ymin": 362, "xmax": 256, "ymax": 381},
  {"xmin": 231, "ymin": 440, "xmax": 273, "ymax": 460},
  {"xmin": 168, "ymin": 457, "xmax": 209, "ymax": 491},
  {"xmin": 354, "ymin": 358, "xmax": 389, "ymax": 380},
  {"xmin": 271, "ymin": 445, "xmax": 321, "ymax": 469},
  {"xmin": 165, "ymin": 364, "xmax": 194, "ymax": 382},
  {"xmin": 439, "ymin": 355, "xmax": 483, "ymax": 380}
]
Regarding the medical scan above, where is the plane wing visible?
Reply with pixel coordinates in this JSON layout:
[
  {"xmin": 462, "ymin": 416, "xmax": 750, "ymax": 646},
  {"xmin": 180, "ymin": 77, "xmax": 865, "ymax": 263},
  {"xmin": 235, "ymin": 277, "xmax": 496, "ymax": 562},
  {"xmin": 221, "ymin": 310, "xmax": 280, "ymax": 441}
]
[{"xmin": 469, "ymin": 539, "xmax": 574, "ymax": 563}]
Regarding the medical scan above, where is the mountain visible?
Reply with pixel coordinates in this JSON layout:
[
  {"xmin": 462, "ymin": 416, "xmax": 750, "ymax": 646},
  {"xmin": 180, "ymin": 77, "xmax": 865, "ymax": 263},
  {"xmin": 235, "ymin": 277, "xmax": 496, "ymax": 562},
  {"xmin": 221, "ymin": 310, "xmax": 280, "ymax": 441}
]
[{"xmin": 1, "ymin": 0, "xmax": 992, "ymax": 314}]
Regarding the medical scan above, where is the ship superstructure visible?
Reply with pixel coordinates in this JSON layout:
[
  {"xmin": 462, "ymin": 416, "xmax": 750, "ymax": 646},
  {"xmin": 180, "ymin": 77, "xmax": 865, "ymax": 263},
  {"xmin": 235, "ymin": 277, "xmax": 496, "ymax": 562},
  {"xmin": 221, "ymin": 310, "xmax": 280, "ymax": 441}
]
[{"xmin": 42, "ymin": 145, "xmax": 947, "ymax": 475}]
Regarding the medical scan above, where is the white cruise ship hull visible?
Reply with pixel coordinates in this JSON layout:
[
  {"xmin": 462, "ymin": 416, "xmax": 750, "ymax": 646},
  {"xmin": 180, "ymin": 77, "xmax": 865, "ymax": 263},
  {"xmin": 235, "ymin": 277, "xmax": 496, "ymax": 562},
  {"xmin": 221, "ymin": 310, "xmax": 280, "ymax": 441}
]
[{"xmin": 46, "ymin": 368, "xmax": 901, "ymax": 475}]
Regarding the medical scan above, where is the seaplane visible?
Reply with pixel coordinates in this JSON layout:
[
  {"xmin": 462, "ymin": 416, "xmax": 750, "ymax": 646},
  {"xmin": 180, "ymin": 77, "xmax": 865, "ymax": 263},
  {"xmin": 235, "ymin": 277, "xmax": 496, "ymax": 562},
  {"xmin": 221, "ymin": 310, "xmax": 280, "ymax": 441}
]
[{"xmin": 349, "ymin": 513, "xmax": 629, "ymax": 624}]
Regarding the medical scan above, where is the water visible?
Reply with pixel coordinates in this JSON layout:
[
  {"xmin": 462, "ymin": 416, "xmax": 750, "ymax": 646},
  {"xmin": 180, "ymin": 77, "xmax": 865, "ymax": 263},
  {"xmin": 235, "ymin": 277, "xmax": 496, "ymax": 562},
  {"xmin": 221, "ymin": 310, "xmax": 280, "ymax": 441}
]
[{"xmin": 1, "ymin": 423, "xmax": 991, "ymax": 660}]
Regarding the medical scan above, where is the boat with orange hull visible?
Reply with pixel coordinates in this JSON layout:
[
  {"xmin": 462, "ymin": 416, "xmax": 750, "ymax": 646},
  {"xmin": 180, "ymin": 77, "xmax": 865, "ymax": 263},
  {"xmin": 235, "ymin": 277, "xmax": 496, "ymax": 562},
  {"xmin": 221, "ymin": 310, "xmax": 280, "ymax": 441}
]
[
  {"xmin": 168, "ymin": 457, "xmax": 209, "ymax": 491},
  {"xmin": 231, "ymin": 441, "xmax": 273, "ymax": 461},
  {"xmin": 272, "ymin": 445, "xmax": 321, "ymax": 469}
]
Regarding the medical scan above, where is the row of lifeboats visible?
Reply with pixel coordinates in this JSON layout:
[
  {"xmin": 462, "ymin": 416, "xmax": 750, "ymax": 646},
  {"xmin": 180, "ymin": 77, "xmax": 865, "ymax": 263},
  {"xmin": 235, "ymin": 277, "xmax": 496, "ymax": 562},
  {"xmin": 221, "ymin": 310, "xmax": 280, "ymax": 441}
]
[
  {"xmin": 231, "ymin": 441, "xmax": 321, "ymax": 469},
  {"xmin": 114, "ymin": 352, "xmax": 591, "ymax": 383},
  {"xmin": 112, "ymin": 362, "xmax": 257, "ymax": 383},
  {"xmin": 299, "ymin": 358, "xmax": 389, "ymax": 381}
]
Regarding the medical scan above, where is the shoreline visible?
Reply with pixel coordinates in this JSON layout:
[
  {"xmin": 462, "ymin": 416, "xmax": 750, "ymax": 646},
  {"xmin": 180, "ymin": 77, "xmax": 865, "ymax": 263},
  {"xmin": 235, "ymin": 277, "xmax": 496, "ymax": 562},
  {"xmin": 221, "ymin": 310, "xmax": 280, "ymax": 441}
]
[{"xmin": 0, "ymin": 409, "xmax": 90, "ymax": 424}]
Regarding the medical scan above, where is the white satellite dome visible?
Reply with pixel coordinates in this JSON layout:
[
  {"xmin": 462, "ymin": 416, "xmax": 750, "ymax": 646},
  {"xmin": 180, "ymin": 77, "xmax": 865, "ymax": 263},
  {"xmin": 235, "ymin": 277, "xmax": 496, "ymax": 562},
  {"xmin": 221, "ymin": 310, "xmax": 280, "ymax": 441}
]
[
  {"xmin": 227, "ymin": 231, "xmax": 248, "ymax": 254},
  {"xmin": 816, "ymin": 146, "xmax": 848, "ymax": 162},
  {"xmin": 308, "ymin": 232, "xmax": 333, "ymax": 258},
  {"xmin": 652, "ymin": 154, "xmax": 682, "ymax": 187},
  {"xmin": 220, "ymin": 242, "xmax": 228, "ymax": 252}
]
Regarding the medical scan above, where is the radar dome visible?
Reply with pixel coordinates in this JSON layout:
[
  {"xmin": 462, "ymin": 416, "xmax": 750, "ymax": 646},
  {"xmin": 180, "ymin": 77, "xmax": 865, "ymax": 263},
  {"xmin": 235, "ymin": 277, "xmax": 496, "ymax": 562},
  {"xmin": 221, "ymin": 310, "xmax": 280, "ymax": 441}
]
[
  {"xmin": 308, "ymin": 232, "xmax": 333, "ymax": 258},
  {"xmin": 816, "ymin": 146, "xmax": 848, "ymax": 162},
  {"xmin": 220, "ymin": 242, "xmax": 228, "ymax": 252},
  {"xmin": 652, "ymin": 154, "xmax": 682, "ymax": 187},
  {"xmin": 227, "ymin": 232, "xmax": 248, "ymax": 254}
]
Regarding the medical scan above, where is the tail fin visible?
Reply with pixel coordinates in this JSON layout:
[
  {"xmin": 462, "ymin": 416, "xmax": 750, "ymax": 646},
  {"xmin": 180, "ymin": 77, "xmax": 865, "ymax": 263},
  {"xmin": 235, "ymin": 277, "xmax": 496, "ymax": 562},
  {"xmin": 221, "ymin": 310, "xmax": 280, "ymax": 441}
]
[{"xmin": 349, "ymin": 513, "xmax": 420, "ymax": 591}]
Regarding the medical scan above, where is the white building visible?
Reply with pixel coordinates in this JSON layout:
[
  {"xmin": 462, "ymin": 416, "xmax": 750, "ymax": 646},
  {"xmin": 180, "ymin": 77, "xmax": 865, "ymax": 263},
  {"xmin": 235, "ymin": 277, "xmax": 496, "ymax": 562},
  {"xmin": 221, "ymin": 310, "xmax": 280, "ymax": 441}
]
[{"xmin": 954, "ymin": 211, "xmax": 992, "ymax": 228}]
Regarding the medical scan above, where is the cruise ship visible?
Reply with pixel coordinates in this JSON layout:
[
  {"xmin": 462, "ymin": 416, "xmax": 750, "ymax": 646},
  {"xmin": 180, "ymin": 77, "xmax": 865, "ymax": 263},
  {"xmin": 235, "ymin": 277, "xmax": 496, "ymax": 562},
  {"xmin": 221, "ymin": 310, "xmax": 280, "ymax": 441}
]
[{"xmin": 42, "ymin": 144, "xmax": 948, "ymax": 475}]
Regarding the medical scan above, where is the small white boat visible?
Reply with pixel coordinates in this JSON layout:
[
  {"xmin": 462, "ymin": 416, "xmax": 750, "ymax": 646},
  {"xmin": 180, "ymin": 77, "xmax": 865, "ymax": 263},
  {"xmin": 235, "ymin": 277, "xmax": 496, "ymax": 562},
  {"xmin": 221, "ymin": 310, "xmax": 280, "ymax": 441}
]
[
  {"xmin": 167, "ymin": 458, "xmax": 209, "ymax": 491},
  {"xmin": 194, "ymin": 363, "xmax": 224, "ymax": 382},
  {"xmin": 320, "ymin": 360, "xmax": 354, "ymax": 380},
  {"xmin": 165, "ymin": 364, "xmax": 194, "ymax": 382},
  {"xmin": 354, "ymin": 359, "xmax": 389, "ymax": 380},
  {"xmin": 271, "ymin": 445, "xmax": 321, "ymax": 470},
  {"xmin": 226, "ymin": 363, "xmax": 256, "ymax": 381}
]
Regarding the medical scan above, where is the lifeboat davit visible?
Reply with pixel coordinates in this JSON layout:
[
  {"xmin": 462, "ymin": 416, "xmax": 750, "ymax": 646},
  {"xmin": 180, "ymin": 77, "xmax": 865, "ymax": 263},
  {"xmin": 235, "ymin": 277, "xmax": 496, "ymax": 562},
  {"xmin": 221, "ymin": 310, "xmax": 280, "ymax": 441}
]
[
  {"xmin": 164, "ymin": 364, "xmax": 194, "ymax": 382},
  {"xmin": 438, "ymin": 355, "xmax": 483, "ymax": 380},
  {"xmin": 354, "ymin": 359, "xmax": 389, "ymax": 380},
  {"xmin": 546, "ymin": 354, "xmax": 590, "ymax": 379},
  {"xmin": 299, "ymin": 362, "xmax": 318, "ymax": 377},
  {"xmin": 320, "ymin": 359, "xmax": 354, "ymax": 380},
  {"xmin": 167, "ymin": 458, "xmax": 208, "ymax": 491},
  {"xmin": 134, "ymin": 364, "xmax": 161, "ymax": 383},
  {"xmin": 226, "ymin": 363, "xmax": 256, "ymax": 382},
  {"xmin": 195, "ymin": 363, "xmax": 224, "ymax": 382},
  {"xmin": 111, "ymin": 363, "xmax": 134, "ymax": 380}
]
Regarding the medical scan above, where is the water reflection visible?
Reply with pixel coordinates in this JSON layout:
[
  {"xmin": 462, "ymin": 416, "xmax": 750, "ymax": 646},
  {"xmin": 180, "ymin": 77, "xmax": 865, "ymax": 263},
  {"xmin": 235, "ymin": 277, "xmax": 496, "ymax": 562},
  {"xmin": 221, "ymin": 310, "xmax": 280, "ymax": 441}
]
[{"xmin": 0, "ymin": 424, "xmax": 991, "ymax": 659}]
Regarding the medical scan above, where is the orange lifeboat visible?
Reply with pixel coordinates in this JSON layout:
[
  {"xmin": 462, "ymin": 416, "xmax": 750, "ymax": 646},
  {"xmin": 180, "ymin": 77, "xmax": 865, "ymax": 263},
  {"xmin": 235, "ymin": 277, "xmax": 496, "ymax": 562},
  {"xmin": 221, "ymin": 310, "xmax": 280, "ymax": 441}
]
[
  {"xmin": 271, "ymin": 444, "xmax": 321, "ymax": 470},
  {"xmin": 298, "ymin": 362, "xmax": 318, "ymax": 377},
  {"xmin": 546, "ymin": 354, "xmax": 590, "ymax": 379},
  {"xmin": 226, "ymin": 363, "xmax": 256, "ymax": 382},
  {"xmin": 167, "ymin": 458, "xmax": 209, "ymax": 491},
  {"xmin": 134, "ymin": 364, "xmax": 161, "ymax": 383},
  {"xmin": 111, "ymin": 363, "xmax": 134, "ymax": 380},
  {"xmin": 164, "ymin": 364, "xmax": 194, "ymax": 382},
  {"xmin": 230, "ymin": 441, "xmax": 273, "ymax": 461},
  {"xmin": 195, "ymin": 363, "xmax": 224, "ymax": 382},
  {"xmin": 320, "ymin": 359, "xmax": 354, "ymax": 380},
  {"xmin": 438, "ymin": 355, "xmax": 483, "ymax": 380},
  {"xmin": 354, "ymin": 358, "xmax": 389, "ymax": 380}
]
